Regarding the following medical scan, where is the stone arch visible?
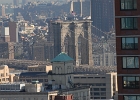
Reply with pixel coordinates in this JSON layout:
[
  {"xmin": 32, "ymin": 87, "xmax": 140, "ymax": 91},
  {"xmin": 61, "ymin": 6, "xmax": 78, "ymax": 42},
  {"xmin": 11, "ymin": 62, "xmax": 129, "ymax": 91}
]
[
  {"xmin": 64, "ymin": 34, "xmax": 71, "ymax": 53},
  {"xmin": 78, "ymin": 34, "xmax": 83, "ymax": 55}
]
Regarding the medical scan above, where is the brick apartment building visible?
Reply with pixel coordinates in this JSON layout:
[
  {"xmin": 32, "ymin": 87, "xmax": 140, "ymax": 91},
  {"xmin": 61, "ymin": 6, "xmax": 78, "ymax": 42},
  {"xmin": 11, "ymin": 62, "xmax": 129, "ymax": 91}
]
[{"xmin": 115, "ymin": 0, "xmax": 140, "ymax": 100}]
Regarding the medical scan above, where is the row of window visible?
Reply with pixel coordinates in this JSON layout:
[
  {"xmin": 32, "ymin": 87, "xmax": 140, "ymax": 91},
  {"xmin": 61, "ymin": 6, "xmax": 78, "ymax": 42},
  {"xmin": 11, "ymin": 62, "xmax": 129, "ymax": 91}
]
[
  {"xmin": 90, "ymin": 88, "xmax": 106, "ymax": 91},
  {"xmin": 122, "ymin": 37, "xmax": 138, "ymax": 50},
  {"xmin": 124, "ymin": 95, "xmax": 140, "ymax": 100},
  {"xmin": 123, "ymin": 76, "xmax": 139, "ymax": 89},
  {"xmin": 121, "ymin": 0, "xmax": 137, "ymax": 10},
  {"xmin": 80, "ymin": 83, "xmax": 106, "ymax": 86},
  {"xmin": 121, "ymin": 18, "xmax": 137, "ymax": 29},
  {"xmin": 74, "ymin": 77, "xmax": 105, "ymax": 79},
  {"xmin": 91, "ymin": 92, "xmax": 106, "ymax": 96},
  {"xmin": 122, "ymin": 57, "xmax": 139, "ymax": 68},
  {"xmin": 90, "ymin": 97, "xmax": 106, "ymax": 99}
]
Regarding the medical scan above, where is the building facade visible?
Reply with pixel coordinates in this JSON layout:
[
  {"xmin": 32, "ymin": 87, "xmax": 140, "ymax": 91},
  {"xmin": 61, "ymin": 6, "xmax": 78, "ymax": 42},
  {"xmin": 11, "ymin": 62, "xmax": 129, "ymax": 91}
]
[
  {"xmin": 13, "ymin": 0, "xmax": 19, "ymax": 6},
  {"xmin": 48, "ymin": 52, "xmax": 90, "ymax": 100},
  {"xmin": 91, "ymin": 0, "xmax": 115, "ymax": 33},
  {"xmin": 22, "ymin": 0, "xmax": 28, "ymax": 5},
  {"xmin": 73, "ymin": 72, "xmax": 118, "ymax": 99},
  {"xmin": 52, "ymin": 20, "xmax": 93, "ymax": 66},
  {"xmin": 32, "ymin": 42, "xmax": 54, "ymax": 61},
  {"xmin": 0, "ymin": 65, "xmax": 15, "ymax": 83},
  {"xmin": 0, "ymin": 5, "xmax": 5, "ymax": 17},
  {"xmin": 0, "ymin": 42, "xmax": 14, "ymax": 60},
  {"xmin": 115, "ymin": 0, "xmax": 140, "ymax": 100},
  {"xmin": 9, "ymin": 22, "xmax": 19, "ymax": 42},
  {"xmin": 17, "ymin": 65, "xmax": 52, "ymax": 86},
  {"xmin": 70, "ymin": 0, "xmax": 90, "ymax": 17},
  {"xmin": 0, "ymin": 92, "xmax": 49, "ymax": 100}
]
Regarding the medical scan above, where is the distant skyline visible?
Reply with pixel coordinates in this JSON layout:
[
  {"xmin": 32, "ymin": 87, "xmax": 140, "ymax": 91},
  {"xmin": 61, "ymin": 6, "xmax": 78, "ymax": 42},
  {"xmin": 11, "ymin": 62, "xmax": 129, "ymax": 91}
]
[{"xmin": 0, "ymin": 0, "xmax": 49, "ymax": 3}]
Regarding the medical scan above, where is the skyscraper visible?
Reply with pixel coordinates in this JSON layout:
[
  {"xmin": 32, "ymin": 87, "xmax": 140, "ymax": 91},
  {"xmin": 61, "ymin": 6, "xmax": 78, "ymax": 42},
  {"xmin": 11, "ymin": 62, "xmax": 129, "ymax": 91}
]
[
  {"xmin": 70, "ymin": 0, "xmax": 90, "ymax": 17},
  {"xmin": 13, "ymin": 0, "xmax": 19, "ymax": 6},
  {"xmin": 115, "ymin": 0, "xmax": 139, "ymax": 100},
  {"xmin": 0, "ymin": 5, "xmax": 5, "ymax": 17},
  {"xmin": 22, "ymin": 0, "xmax": 28, "ymax": 5},
  {"xmin": 91, "ymin": 0, "xmax": 114, "ymax": 33}
]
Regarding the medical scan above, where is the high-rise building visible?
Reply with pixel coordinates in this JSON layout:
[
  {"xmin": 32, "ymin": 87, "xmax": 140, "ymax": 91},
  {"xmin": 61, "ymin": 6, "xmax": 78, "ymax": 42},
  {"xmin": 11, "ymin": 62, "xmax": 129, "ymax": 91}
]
[
  {"xmin": 32, "ymin": 41, "xmax": 54, "ymax": 61},
  {"xmin": 13, "ymin": 0, "xmax": 19, "ymax": 6},
  {"xmin": 0, "ymin": 5, "xmax": 5, "ymax": 17},
  {"xmin": 0, "ymin": 42, "xmax": 14, "ymax": 60},
  {"xmin": 70, "ymin": 0, "xmax": 90, "ymax": 17},
  {"xmin": 91, "ymin": 0, "xmax": 114, "ymax": 33},
  {"xmin": 0, "ymin": 27, "xmax": 10, "ymax": 42},
  {"xmin": 22, "ymin": 0, "xmax": 28, "ymax": 5},
  {"xmin": 9, "ymin": 22, "xmax": 19, "ymax": 42},
  {"xmin": 115, "ymin": 0, "xmax": 139, "ymax": 100},
  {"xmin": 71, "ymin": 1, "xmax": 82, "ymax": 16},
  {"xmin": 52, "ymin": 20, "xmax": 93, "ymax": 66}
]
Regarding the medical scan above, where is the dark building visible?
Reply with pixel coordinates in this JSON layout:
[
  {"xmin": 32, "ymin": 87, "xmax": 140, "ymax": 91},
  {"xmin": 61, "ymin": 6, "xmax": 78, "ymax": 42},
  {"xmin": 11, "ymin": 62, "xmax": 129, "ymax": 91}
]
[
  {"xmin": 91, "ymin": 0, "xmax": 114, "ymax": 33},
  {"xmin": 32, "ymin": 41, "xmax": 54, "ymax": 61},
  {"xmin": 115, "ymin": 0, "xmax": 140, "ymax": 100},
  {"xmin": 0, "ymin": 42, "xmax": 14, "ymax": 60},
  {"xmin": 9, "ymin": 22, "xmax": 18, "ymax": 42},
  {"xmin": 82, "ymin": 0, "xmax": 90, "ymax": 17}
]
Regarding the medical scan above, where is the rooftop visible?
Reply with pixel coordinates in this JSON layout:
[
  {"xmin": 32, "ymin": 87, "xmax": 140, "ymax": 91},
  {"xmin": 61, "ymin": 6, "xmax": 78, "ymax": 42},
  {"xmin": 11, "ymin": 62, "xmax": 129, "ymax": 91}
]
[
  {"xmin": 51, "ymin": 52, "xmax": 74, "ymax": 62},
  {"xmin": 20, "ymin": 72, "xmax": 48, "ymax": 77}
]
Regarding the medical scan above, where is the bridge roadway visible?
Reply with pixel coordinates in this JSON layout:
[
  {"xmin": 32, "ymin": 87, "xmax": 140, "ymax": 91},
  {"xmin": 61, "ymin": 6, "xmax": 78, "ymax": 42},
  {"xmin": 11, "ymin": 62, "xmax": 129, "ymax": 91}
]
[{"xmin": 0, "ymin": 59, "xmax": 50, "ymax": 69}]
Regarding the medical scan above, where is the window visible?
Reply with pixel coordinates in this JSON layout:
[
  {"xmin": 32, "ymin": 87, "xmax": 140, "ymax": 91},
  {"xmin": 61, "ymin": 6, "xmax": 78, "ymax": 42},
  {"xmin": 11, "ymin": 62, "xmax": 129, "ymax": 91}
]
[
  {"xmin": 93, "ymin": 88, "xmax": 99, "ymax": 91},
  {"xmin": 95, "ymin": 77, "xmax": 100, "ymax": 78},
  {"xmin": 124, "ymin": 96, "xmax": 140, "ymax": 100},
  {"xmin": 94, "ymin": 97, "xmax": 100, "ymax": 99},
  {"xmin": 96, "ymin": 83, "xmax": 101, "ymax": 86},
  {"xmin": 121, "ymin": 18, "xmax": 138, "ymax": 29},
  {"xmin": 101, "ymin": 97, "xmax": 106, "ymax": 99},
  {"xmin": 88, "ymin": 77, "xmax": 93, "ymax": 78},
  {"xmin": 101, "ymin": 92, "xmax": 106, "ymax": 96},
  {"xmin": 123, "ymin": 77, "xmax": 139, "ymax": 88},
  {"xmin": 122, "ymin": 37, "xmax": 138, "ymax": 49},
  {"xmin": 102, "ymin": 83, "xmax": 106, "ymax": 86},
  {"xmin": 101, "ymin": 88, "xmax": 106, "ymax": 91},
  {"xmin": 81, "ymin": 77, "xmax": 86, "ymax": 78},
  {"xmin": 121, "ymin": 0, "xmax": 137, "ymax": 10},
  {"xmin": 122, "ymin": 57, "xmax": 139, "ymax": 68},
  {"xmin": 94, "ymin": 92, "xmax": 100, "ymax": 96},
  {"xmin": 74, "ymin": 77, "xmax": 79, "ymax": 79}
]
